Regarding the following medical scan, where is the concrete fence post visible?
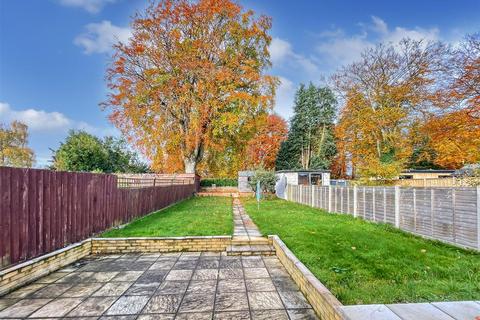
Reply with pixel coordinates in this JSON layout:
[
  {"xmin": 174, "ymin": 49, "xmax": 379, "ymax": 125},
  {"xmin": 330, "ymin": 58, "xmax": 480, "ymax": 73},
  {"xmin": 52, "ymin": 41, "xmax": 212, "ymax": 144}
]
[
  {"xmin": 353, "ymin": 186, "xmax": 358, "ymax": 218},
  {"xmin": 394, "ymin": 186, "xmax": 400, "ymax": 228},
  {"xmin": 477, "ymin": 186, "xmax": 480, "ymax": 250},
  {"xmin": 328, "ymin": 186, "xmax": 332, "ymax": 212},
  {"xmin": 311, "ymin": 186, "xmax": 315, "ymax": 207},
  {"xmin": 372, "ymin": 187, "xmax": 376, "ymax": 221},
  {"xmin": 431, "ymin": 188, "xmax": 435, "ymax": 237}
]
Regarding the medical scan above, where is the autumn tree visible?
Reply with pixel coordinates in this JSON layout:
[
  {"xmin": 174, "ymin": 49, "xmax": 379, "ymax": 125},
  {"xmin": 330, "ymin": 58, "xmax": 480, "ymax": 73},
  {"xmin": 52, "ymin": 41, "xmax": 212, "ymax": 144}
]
[
  {"xmin": 246, "ymin": 114, "xmax": 287, "ymax": 169},
  {"xmin": 333, "ymin": 39, "xmax": 447, "ymax": 179},
  {"xmin": 276, "ymin": 83, "xmax": 337, "ymax": 170},
  {"xmin": 104, "ymin": 0, "xmax": 276, "ymax": 174},
  {"xmin": 0, "ymin": 121, "xmax": 35, "ymax": 168},
  {"xmin": 421, "ymin": 34, "xmax": 480, "ymax": 168}
]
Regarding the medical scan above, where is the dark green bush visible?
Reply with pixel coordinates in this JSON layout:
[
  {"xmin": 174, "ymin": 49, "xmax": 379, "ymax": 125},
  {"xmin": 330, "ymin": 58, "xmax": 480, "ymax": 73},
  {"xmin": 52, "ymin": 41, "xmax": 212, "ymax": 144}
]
[{"xmin": 200, "ymin": 178, "xmax": 238, "ymax": 187}]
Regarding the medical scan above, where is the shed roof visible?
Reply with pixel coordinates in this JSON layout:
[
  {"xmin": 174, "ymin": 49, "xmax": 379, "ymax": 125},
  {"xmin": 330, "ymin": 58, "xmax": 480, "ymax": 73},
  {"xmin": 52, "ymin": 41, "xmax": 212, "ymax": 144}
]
[{"xmin": 275, "ymin": 169, "xmax": 330, "ymax": 174}]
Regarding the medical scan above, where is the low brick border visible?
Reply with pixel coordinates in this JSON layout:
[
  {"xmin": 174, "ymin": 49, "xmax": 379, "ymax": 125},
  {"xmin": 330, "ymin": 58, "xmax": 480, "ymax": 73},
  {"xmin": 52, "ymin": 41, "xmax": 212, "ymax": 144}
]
[
  {"xmin": 0, "ymin": 239, "xmax": 91, "ymax": 296},
  {"xmin": 269, "ymin": 235, "xmax": 345, "ymax": 320},
  {"xmin": 91, "ymin": 236, "xmax": 232, "ymax": 254},
  {"xmin": 0, "ymin": 236, "xmax": 232, "ymax": 296}
]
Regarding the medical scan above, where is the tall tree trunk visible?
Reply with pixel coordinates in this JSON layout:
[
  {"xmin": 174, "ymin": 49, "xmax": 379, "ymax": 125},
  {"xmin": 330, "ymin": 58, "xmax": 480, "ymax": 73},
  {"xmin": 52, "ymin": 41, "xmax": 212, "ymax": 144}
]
[{"xmin": 184, "ymin": 158, "xmax": 196, "ymax": 174}]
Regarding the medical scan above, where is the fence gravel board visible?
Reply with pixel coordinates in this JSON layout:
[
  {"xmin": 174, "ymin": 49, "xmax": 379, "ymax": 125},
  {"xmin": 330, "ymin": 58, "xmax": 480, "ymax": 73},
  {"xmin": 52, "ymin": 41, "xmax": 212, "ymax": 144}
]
[
  {"xmin": 285, "ymin": 184, "xmax": 480, "ymax": 251},
  {"xmin": 0, "ymin": 167, "xmax": 196, "ymax": 268}
]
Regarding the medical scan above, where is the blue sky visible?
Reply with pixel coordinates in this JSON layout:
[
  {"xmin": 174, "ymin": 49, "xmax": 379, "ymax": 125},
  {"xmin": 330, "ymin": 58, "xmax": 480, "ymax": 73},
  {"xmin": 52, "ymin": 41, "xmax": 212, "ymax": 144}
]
[{"xmin": 1, "ymin": 0, "xmax": 479, "ymax": 167}]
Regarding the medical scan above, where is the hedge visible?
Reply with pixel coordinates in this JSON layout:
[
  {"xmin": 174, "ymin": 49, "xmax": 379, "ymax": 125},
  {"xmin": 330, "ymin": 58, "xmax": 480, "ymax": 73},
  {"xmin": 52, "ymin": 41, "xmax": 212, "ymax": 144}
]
[{"xmin": 200, "ymin": 178, "xmax": 238, "ymax": 187}]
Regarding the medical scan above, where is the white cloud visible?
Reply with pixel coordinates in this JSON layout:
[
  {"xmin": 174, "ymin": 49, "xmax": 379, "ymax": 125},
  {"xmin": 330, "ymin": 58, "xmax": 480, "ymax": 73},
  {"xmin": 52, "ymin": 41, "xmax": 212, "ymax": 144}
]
[
  {"xmin": 274, "ymin": 76, "xmax": 296, "ymax": 119},
  {"xmin": 74, "ymin": 20, "xmax": 131, "ymax": 54},
  {"xmin": 59, "ymin": 0, "xmax": 116, "ymax": 14},
  {"xmin": 269, "ymin": 37, "xmax": 318, "ymax": 74},
  {"xmin": 0, "ymin": 102, "xmax": 71, "ymax": 131},
  {"xmin": 316, "ymin": 16, "xmax": 440, "ymax": 67}
]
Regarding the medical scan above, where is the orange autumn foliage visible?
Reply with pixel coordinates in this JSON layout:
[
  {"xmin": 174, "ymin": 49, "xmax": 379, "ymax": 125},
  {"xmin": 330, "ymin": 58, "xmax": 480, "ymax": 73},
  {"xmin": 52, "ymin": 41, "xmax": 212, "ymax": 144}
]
[
  {"xmin": 103, "ymin": 0, "xmax": 276, "ymax": 174},
  {"xmin": 246, "ymin": 114, "xmax": 288, "ymax": 169}
]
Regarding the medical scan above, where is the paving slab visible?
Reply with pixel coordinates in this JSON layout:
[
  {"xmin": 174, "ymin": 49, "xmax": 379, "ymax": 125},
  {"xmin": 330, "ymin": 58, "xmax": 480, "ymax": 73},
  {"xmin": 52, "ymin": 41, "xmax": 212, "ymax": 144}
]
[
  {"xmin": 0, "ymin": 252, "xmax": 317, "ymax": 319},
  {"xmin": 432, "ymin": 301, "xmax": 480, "ymax": 320},
  {"xmin": 387, "ymin": 303, "xmax": 455, "ymax": 320}
]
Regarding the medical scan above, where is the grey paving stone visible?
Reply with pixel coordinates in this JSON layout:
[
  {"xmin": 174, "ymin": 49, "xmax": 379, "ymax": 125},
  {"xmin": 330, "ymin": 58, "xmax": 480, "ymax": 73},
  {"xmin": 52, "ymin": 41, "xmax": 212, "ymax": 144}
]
[
  {"xmin": 0, "ymin": 299, "xmax": 51, "ymax": 318},
  {"xmin": 31, "ymin": 283, "xmax": 74, "ymax": 298},
  {"xmin": 105, "ymin": 295, "xmax": 150, "ymax": 315},
  {"xmin": 3, "ymin": 283, "xmax": 46, "ymax": 298},
  {"xmin": 251, "ymin": 309, "xmax": 289, "ymax": 320},
  {"xmin": 262, "ymin": 257, "xmax": 283, "ymax": 268},
  {"xmin": 248, "ymin": 291, "xmax": 284, "ymax": 310},
  {"xmin": 244, "ymin": 268, "xmax": 270, "ymax": 279},
  {"xmin": 432, "ymin": 301, "xmax": 480, "ymax": 320},
  {"xmin": 93, "ymin": 282, "xmax": 133, "ymax": 297},
  {"xmin": 192, "ymin": 269, "xmax": 218, "ymax": 280},
  {"xmin": 35, "ymin": 272, "xmax": 67, "ymax": 284},
  {"xmin": 279, "ymin": 291, "xmax": 311, "ymax": 309},
  {"xmin": 287, "ymin": 308, "xmax": 318, "ymax": 320},
  {"xmin": 100, "ymin": 316, "xmax": 137, "ymax": 320},
  {"xmin": 67, "ymin": 296, "xmax": 117, "ymax": 317},
  {"xmin": 136, "ymin": 270, "xmax": 168, "ymax": 283},
  {"xmin": 124, "ymin": 282, "xmax": 160, "ymax": 296},
  {"xmin": 0, "ymin": 299, "xmax": 19, "ymax": 312},
  {"xmin": 155, "ymin": 281, "xmax": 189, "ymax": 295},
  {"xmin": 245, "ymin": 278, "xmax": 276, "ymax": 292},
  {"xmin": 218, "ymin": 268, "xmax": 243, "ymax": 279},
  {"xmin": 179, "ymin": 291, "xmax": 215, "ymax": 313},
  {"xmin": 29, "ymin": 297, "xmax": 83, "ymax": 318},
  {"xmin": 340, "ymin": 305, "xmax": 402, "ymax": 320},
  {"xmin": 242, "ymin": 257, "xmax": 264, "ymax": 268},
  {"xmin": 267, "ymin": 267, "xmax": 290, "ymax": 278},
  {"xmin": 149, "ymin": 260, "xmax": 176, "ymax": 270},
  {"xmin": 142, "ymin": 294, "xmax": 182, "ymax": 313},
  {"xmin": 197, "ymin": 258, "xmax": 220, "ymax": 269},
  {"xmin": 137, "ymin": 314, "xmax": 175, "ymax": 320},
  {"xmin": 61, "ymin": 283, "xmax": 103, "ymax": 297},
  {"xmin": 86, "ymin": 272, "xmax": 119, "ymax": 282},
  {"xmin": 217, "ymin": 279, "xmax": 246, "ymax": 293},
  {"xmin": 215, "ymin": 292, "xmax": 249, "ymax": 312},
  {"xmin": 272, "ymin": 277, "xmax": 299, "ymax": 291},
  {"xmin": 175, "ymin": 312, "xmax": 212, "ymax": 320},
  {"xmin": 111, "ymin": 271, "xmax": 144, "ymax": 282},
  {"xmin": 187, "ymin": 280, "xmax": 217, "ymax": 293},
  {"xmin": 387, "ymin": 303, "xmax": 455, "ymax": 320},
  {"xmin": 56, "ymin": 272, "xmax": 95, "ymax": 283},
  {"xmin": 214, "ymin": 310, "xmax": 251, "ymax": 319},
  {"xmin": 165, "ymin": 269, "xmax": 193, "ymax": 281},
  {"xmin": 220, "ymin": 257, "xmax": 242, "ymax": 269},
  {"xmin": 173, "ymin": 260, "xmax": 198, "ymax": 270}
]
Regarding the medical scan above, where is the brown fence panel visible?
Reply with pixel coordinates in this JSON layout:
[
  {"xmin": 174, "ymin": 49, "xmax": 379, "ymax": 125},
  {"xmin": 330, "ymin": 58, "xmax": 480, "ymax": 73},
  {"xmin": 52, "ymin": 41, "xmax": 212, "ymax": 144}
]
[{"xmin": 0, "ymin": 167, "xmax": 196, "ymax": 268}]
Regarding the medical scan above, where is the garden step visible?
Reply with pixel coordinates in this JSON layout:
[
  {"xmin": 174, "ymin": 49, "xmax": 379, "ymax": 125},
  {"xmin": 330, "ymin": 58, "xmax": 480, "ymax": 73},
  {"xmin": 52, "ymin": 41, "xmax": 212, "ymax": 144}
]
[
  {"xmin": 231, "ymin": 237, "xmax": 270, "ymax": 246},
  {"xmin": 226, "ymin": 244, "xmax": 275, "ymax": 256}
]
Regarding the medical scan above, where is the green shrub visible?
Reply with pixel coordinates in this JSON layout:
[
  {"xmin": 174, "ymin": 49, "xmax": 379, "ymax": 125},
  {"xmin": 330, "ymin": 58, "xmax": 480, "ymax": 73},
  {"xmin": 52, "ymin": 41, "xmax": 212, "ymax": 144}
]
[
  {"xmin": 248, "ymin": 169, "xmax": 277, "ymax": 193},
  {"xmin": 200, "ymin": 178, "xmax": 238, "ymax": 187}
]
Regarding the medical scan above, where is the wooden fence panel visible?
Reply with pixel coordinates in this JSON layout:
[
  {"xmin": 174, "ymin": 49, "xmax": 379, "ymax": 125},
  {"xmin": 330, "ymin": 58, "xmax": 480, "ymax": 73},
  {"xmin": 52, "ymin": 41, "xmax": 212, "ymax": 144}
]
[
  {"xmin": 285, "ymin": 184, "xmax": 479, "ymax": 251},
  {"xmin": 0, "ymin": 167, "xmax": 196, "ymax": 268}
]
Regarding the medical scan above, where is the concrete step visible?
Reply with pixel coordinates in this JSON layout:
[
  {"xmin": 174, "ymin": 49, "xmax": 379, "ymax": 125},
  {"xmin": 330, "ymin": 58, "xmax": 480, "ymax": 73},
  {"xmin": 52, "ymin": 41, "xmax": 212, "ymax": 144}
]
[
  {"xmin": 231, "ymin": 236, "xmax": 270, "ymax": 246},
  {"xmin": 226, "ymin": 244, "xmax": 275, "ymax": 256}
]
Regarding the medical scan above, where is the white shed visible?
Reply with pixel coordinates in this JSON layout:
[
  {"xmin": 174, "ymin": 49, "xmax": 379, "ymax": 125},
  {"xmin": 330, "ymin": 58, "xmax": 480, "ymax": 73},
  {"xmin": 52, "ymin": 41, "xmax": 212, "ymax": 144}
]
[{"xmin": 275, "ymin": 170, "xmax": 330, "ymax": 199}]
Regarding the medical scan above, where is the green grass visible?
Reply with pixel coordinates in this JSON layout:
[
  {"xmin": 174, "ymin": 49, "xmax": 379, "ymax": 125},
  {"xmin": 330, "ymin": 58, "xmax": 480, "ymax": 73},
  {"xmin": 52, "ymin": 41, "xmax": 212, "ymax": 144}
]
[
  {"xmin": 101, "ymin": 196, "xmax": 233, "ymax": 237},
  {"xmin": 243, "ymin": 197, "xmax": 480, "ymax": 305}
]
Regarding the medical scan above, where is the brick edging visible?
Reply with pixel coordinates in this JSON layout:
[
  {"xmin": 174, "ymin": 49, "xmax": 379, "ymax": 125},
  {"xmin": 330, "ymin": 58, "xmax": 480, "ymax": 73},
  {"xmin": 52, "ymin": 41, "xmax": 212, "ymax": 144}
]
[
  {"xmin": 0, "ymin": 239, "xmax": 92, "ymax": 296},
  {"xmin": 269, "ymin": 235, "xmax": 345, "ymax": 320}
]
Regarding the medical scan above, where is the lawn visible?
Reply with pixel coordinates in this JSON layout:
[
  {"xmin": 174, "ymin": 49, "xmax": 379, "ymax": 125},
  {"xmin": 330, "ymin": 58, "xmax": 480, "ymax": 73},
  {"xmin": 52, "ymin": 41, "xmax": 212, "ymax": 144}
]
[
  {"xmin": 101, "ymin": 196, "xmax": 232, "ymax": 237},
  {"xmin": 243, "ymin": 197, "xmax": 480, "ymax": 305}
]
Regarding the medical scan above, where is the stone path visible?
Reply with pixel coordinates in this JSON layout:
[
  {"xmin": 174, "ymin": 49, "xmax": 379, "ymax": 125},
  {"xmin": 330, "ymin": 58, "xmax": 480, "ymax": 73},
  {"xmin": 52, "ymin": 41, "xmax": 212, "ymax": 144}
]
[
  {"xmin": 233, "ymin": 197, "xmax": 262, "ymax": 239},
  {"xmin": 0, "ymin": 252, "xmax": 318, "ymax": 319}
]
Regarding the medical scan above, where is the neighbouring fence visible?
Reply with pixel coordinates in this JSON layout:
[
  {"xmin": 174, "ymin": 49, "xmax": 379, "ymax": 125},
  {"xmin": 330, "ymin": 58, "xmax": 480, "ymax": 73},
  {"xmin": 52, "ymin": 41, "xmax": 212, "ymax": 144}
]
[
  {"xmin": 284, "ymin": 184, "xmax": 480, "ymax": 251},
  {"xmin": 394, "ymin": 177, "xmax": 471, "ymax": 187},
  {"xmin": 0, "ymin": 167, "xmax": 198, "ymax": 268}
]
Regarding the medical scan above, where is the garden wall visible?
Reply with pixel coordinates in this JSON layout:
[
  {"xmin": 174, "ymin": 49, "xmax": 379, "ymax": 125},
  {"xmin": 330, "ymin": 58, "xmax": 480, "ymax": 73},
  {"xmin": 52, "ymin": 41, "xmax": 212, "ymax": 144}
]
[
  {"xmin": 284, "ymin": 184, "xmax": 480, "ymax": 251},
  {"xmin": 0, "ymin": 166, "xmax": 197, "ymax": 268}
]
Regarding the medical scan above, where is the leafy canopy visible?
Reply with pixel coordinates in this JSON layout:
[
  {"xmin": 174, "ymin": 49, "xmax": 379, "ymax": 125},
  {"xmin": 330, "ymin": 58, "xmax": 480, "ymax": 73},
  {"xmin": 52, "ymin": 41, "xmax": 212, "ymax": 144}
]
[
  {"xmin": 104, "ymin": 0, "xmax": 277, "ymax": 174},
  {"xmin": 0, "ymin": 121, "xmax": 35, "ymax": 168},
  {"xmin": 52, "ymin": 130, "xmax": 150, "ymax": 173}
]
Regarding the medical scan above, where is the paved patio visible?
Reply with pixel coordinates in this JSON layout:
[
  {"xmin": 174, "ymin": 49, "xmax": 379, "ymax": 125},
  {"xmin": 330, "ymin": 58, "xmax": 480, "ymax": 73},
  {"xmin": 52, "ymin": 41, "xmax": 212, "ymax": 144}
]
[{"xmin": 0, "ymin": 252, "xmax": 318, "ymax": 319}]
